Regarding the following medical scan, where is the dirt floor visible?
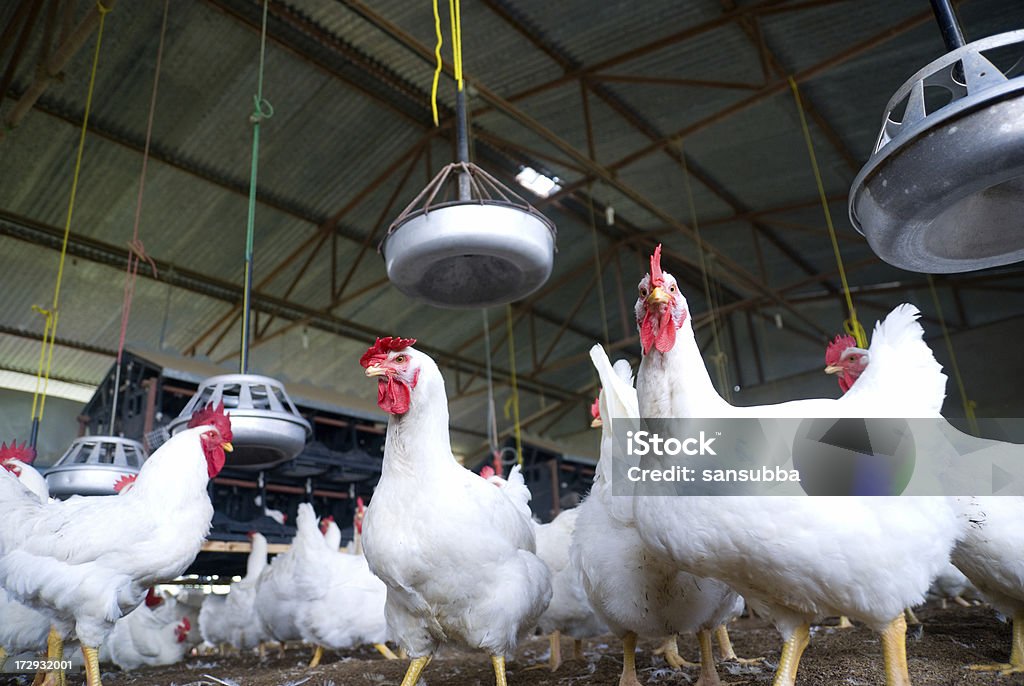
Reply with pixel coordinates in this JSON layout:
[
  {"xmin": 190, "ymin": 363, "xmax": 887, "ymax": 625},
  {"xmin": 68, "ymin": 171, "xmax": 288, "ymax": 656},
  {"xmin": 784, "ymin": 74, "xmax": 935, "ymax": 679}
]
[{"xmin": 4, "ymin": 604, "xmax": 1021, "ymax": 686}]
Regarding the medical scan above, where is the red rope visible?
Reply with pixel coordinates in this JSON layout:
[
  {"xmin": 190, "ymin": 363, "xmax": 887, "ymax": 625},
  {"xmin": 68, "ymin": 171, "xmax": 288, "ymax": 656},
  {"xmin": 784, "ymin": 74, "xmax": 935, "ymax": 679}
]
[{"xmin": 115, "ymin": 0, "xmax": 168, "ymax": 366}]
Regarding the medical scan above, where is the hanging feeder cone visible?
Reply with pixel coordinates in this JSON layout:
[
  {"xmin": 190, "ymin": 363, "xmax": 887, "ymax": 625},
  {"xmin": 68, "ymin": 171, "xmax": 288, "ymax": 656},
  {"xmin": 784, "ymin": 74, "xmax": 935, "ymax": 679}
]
[
  {"xmin": 850, "ymin": 29, "xmax": 1024, "ymax": 273},
  {"xmin": 167, "ymin": 374, "xmax": 311, "ymax": 470},
  {"xmin": 380, "ymin": 162, "xmax": 557, "ymax": 309},
  {"xmin": 45, "ymin": 436, "xmax": 147, "ymax": 497}
]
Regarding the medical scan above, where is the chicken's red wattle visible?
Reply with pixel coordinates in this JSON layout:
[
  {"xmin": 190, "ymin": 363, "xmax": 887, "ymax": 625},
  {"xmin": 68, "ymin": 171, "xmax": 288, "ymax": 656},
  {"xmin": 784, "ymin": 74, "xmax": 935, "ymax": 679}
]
[{"xmin": 377, "ymin": 377, "xmax": 411, "ymax": 415}]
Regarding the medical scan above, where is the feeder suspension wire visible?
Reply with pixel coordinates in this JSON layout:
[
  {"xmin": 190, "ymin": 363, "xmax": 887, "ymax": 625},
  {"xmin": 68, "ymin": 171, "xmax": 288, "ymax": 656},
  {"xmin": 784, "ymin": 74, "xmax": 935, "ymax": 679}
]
[
  {"xmin": 505, "ymin": 304, "xmax": 523, "ymax": 467},
  {"xmin": 927, "ymin": 276, "xmax": 978, "ymax": 435},
  {"xmin": 789, "ymin": 77, "xmax": 866, "ymax": 349},
  {"xmin": 240, "ymin": 0, "xmax": 274, "ymax": 374},
  {"xmin": 29, "ymin": 0, "xmax": 113, "ymax": 449},
  {"xmin": 678, "ymin": 141, "xmax": 730, "ymax": 401},
  {"xmin": 110, "ymin": 0, "xmax": 168, "ymax": 432}
]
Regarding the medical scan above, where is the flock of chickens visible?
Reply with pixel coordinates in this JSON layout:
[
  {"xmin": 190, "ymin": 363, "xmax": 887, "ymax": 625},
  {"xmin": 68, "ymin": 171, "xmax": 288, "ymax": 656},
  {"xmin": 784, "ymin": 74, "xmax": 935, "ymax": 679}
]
[{"xmin": 0, "ymin": 244, "xmax": 1022, "ymax": 686}]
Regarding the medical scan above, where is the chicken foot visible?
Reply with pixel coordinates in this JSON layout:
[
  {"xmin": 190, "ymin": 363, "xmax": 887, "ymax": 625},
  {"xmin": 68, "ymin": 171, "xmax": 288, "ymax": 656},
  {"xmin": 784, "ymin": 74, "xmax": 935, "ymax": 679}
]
[
  {"xmin": 619, "ymin": 632, "xmax": 643, "ymax": 686},
  {"xmin": 881, "ymin": 612, "xmax": 911, "ymax": 686},
  {"xmin": 399, "ymin": 655, "xmax": 430, "ymax": 686},
  {"xmin": 770, "ymin": 623, "xmax": 809, "ymax": 686},
  {"xmin": 654, "ymin": 635, "xmax": 698, "ymax": 669},
  {"xmin": 968, "ymin": 608, "xmax": 1024, "ymax": 676},
  {"xmin": 82, "ymin": 646, "xmax": 102, "ymax": 686},
  {"xmin": 715, "ymin": 624, "xmax": 764, "ymax": 664},
  {"xmin": 694, "ymin": 628, "xmax": 721, "ymax": 686},
  {"xmin": 307, "ymin": 644, "xmax": 324, "ymax": 669}
]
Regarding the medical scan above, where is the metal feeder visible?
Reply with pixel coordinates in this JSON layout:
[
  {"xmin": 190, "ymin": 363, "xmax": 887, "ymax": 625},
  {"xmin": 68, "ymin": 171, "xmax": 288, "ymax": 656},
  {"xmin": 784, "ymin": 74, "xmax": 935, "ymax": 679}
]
[
  {"xmin": 850, "ymin": 3, "xmax": 1024, "ymax": 273},
  {"xmin": 167, "ymin": 374, "xmax": 311, "ymax": 470},
  {"xmin": 45, "ymin": 436, "xmax": 147, "ymax": 497},
  {"xmin": 381, "ymin": 162, "xmax": 556, "ymax": 308}
]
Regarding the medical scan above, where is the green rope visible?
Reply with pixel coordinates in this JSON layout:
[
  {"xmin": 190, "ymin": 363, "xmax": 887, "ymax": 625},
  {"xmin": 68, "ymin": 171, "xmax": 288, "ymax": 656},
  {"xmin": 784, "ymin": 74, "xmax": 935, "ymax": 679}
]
[{"xmin": 240, "ymin": 0, "xmax": 274, "ymax": 373}]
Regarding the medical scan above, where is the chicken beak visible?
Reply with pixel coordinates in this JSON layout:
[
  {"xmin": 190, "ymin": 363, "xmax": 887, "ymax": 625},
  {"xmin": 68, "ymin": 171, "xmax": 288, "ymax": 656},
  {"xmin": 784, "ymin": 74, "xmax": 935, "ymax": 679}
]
[
  {"xmin": 823, "ymin": 365, "xmax": 843, "ymax": 375},
  {"xmin": 646, "ymin": 286, "xmax": 671, "ymax": 306},
  {"xmin": 590, "ymin": 417, "xmax": 603, "ymax": 428},
  {"xmin": 222, "ymin": 442, "xmax": 234, "ymax": 452},
  {"xmin": 365, "ymin": 364, "xmax": 388, "ymax": 378}
]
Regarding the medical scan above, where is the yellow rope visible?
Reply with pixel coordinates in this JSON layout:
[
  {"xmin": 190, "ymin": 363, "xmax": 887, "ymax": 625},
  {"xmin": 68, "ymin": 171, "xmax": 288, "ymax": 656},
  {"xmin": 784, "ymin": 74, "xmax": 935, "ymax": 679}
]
[
  {"xmin": 678, "ymin": 141, "xmax": 730, "ymax": 400},
  {"xmin": 927, "ymin": 276, "xmax": 978, "ymax": 435},
  {"xmin": 788, "ymin": 77, "xmax": 866, "ymax": 348},
  {"xmin": 31, "ymin": 0, "xmax": 111, "ymax": 425},
  {"xmin": 429, "ymin": 0, "xmax": 463, "ymax": 126},
  {"xmin": 505, "ymin": 304, "xmax": 523, "ymax": 467},
  {"xmin": 429, "ymin": 0, "xmax": 443, "ymax": 125}
]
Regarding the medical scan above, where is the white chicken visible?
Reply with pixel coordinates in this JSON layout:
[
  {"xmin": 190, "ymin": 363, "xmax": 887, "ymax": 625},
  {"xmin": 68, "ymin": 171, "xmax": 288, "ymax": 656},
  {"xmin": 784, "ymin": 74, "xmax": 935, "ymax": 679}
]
[
  {"xmin": 206, "ymin": 531, "xmax": 269, "ymax": 654},
  {"xmin": 630, "ymin": 245, "xmax": 963, "ymax": 686},
  {"xmin": 573, "ymin": 346, "xmax": 744, "ymax": 686},
  {"xmin": 825, "ymin": 333, "xmax": 1024, "ymax": 675},
  {"xmin": 255, "ymin": 503, "xmax": 319, "ymax": 646},
  {"xmin": 294, "ymin": 502, "xmax": 396, "ymax": 667},
  {"xmin": 106, "ymin": 589, "xmax": 192, "ymax": 670},
  {"xmin": 532, "ymin": 506, "xmax": 607, "ymax": 671},
  {"xmin": 359, "ymin": 336, "xmax": 551, "ymax": 686},
  {"xmin": 0, "ymin": 442, "xmax": 53, "ymax": 672},
  {"xmin": 0, "ymin": 403, "xmax": 233, "ymax": 686}
]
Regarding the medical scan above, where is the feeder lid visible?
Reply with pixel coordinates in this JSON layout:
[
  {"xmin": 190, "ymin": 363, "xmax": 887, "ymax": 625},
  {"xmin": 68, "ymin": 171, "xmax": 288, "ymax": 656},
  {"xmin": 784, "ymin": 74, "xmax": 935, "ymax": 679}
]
[
  {"xmin": 850, "ymin": 30, "xmax": 1024, "ymax": 273},
  {"xmin": 381, "ymin": 162, "xmax": 556, "ymax": 309},
  {"xmin": 167, "ymin": 373, "xmax": 311, "ymax": 470},
  {"xmin": 45, "ymin": 435, "xmax": 146, "ymax": 497}
]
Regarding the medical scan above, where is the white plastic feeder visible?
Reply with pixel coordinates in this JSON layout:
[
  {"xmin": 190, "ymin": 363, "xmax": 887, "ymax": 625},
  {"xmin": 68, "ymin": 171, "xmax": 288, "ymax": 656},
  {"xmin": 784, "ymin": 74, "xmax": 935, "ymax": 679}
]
[
  {"xmin": 850, "ymin": 28, "xmax": 1024, "ymax": 273},
  {"xmin": 45, "ymin": 436, "xmax": 147, "ymax": 497},
  {"xmin": 167, "ymin": 373, "xmax": 311, "ymax": 470},
  {"xmin": 381, "ymin": 162, "xmax": 556, "ymax": 309}
]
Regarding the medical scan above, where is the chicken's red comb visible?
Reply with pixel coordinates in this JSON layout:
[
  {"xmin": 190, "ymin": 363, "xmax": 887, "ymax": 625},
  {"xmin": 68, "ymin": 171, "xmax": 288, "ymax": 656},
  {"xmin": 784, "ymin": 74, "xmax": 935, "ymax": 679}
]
[
  {"xmin": 825, "ymin": 334, "xmax": 858, "ymax": 366},
  {"xmin": 359, "ymin": 336, "xmax": 417, "ymax": 368},
  {"xmin": 590, "ymin": 396, "xmax": 601, "ymax": 420},
  {"xmin": 187, "ymin": 401, "xmax": 233, "ymax": 441},
  {"xmin": 650, "ymin": 244, "xmax": 665, "ymax": 287},
  {"xmin": 113, "ymin": 474, "xmax": 137, "ymax": 494},
  {"xmin": 0, "ymin": 441, "xmax": 36, "ymax": 465}
]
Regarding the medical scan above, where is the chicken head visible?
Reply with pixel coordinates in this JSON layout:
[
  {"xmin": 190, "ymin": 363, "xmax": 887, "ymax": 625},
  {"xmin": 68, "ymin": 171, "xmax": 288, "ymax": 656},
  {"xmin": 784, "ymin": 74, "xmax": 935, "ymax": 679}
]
[
  {"xmin": 635, "ymin": 244, "xmax": 689, "ymax": 354},
  {"xmin": 360, "ymin": 336, "xmax": 419, "ymax": 415},
  {"xmin": 824, "ymin": 334, "xmax": 870, "ymax": 393},
  {"xmin": 187, "ymin": 401, "xmax": 234, "ymax": 478}
]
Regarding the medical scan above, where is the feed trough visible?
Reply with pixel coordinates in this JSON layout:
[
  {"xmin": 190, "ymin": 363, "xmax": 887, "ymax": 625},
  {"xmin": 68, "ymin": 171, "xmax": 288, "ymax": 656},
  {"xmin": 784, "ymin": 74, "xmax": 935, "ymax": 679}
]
[
  {"xmin": 167, "ymin": 373, "xmax": 311, "ymax": 470},
  {"xmin": 45, "ymin": 436, "xmax": 147, "ymax": 497},
  {"xmin": 381, "ymin": 162, "xmax": 556, "ymax": 309},
  {"xmin": 850, "ymin": 28, "xmax": 1024, "ymax": 273}
]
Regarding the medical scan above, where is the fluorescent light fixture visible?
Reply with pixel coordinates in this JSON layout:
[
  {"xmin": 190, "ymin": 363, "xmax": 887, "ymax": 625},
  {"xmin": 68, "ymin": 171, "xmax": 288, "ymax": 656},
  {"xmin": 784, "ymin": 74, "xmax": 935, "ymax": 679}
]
[
  {"xmin": 515, "ymin": 166, "xmax": 561, "ymax": 198},
  {"xmin": 0, "ymin": 369, "xmax": 95, "ymax": 402}
]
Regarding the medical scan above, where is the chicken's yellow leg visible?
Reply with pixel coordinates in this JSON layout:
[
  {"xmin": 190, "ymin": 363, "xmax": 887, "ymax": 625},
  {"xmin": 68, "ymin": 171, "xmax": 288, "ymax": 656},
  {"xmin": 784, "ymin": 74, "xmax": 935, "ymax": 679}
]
[
  {"xmin": 695, "ymin": 628, "xmax": 721, "ymax": 686},
  {"xmin": 374, "ymin": 643, "xmax": 399, "ymax": 660},
  {"xmin": 399, "ymin": 655, "xmax": 430, "ymax": 686},
  {"xmin": 771, "ymin": 623, "xmax": 810, "ymax": 686},
  {"xmin": 491, "ymin": 655, "xmax": 507, "ymax": 686},
  {"xmin": 715, "ymin": 624, "xmax": 764, "ymax": 664},
  {"xmin": 307, "ymin": 644, "xmax": 324, "ymax": 669},
  {"xmin": 82, "ymin": 645, "xmax": 102, "ymax": 686},
  {"xmin": 654, "ymin": 634, "xmax": 698, "ymax": 669},
  {"xmin": 880, "ymin": 612, "xmax": 911, "ymax": 686},
  {"xmin": 969, "ymin": 608, "xmax": 1024, "ymax": 675},
  {"xmin": 548, "ymin": 630, "xmax": 562, "ymax": 671},
  {"xmin": 620, "ymin": 632, "xmax": 642, "ymax": 686}
]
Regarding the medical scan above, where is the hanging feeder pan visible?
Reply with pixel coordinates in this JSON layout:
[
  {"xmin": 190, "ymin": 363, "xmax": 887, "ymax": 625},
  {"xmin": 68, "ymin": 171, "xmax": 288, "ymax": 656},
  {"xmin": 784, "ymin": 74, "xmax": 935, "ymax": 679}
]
[
  {"xmin": 167, "ymin": 373, "xmax": 311, "ymax": 470},
  {"xmin": 45, "ymin": 436, "xmax": 147, "ymax": 497},
  {"xmin": 381, "ymin": 162, "xmax": 557, "ymax": 309},
  {"xmin": 850, "ymin": 30, "xmax": 1024, "ymax": 273}
]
